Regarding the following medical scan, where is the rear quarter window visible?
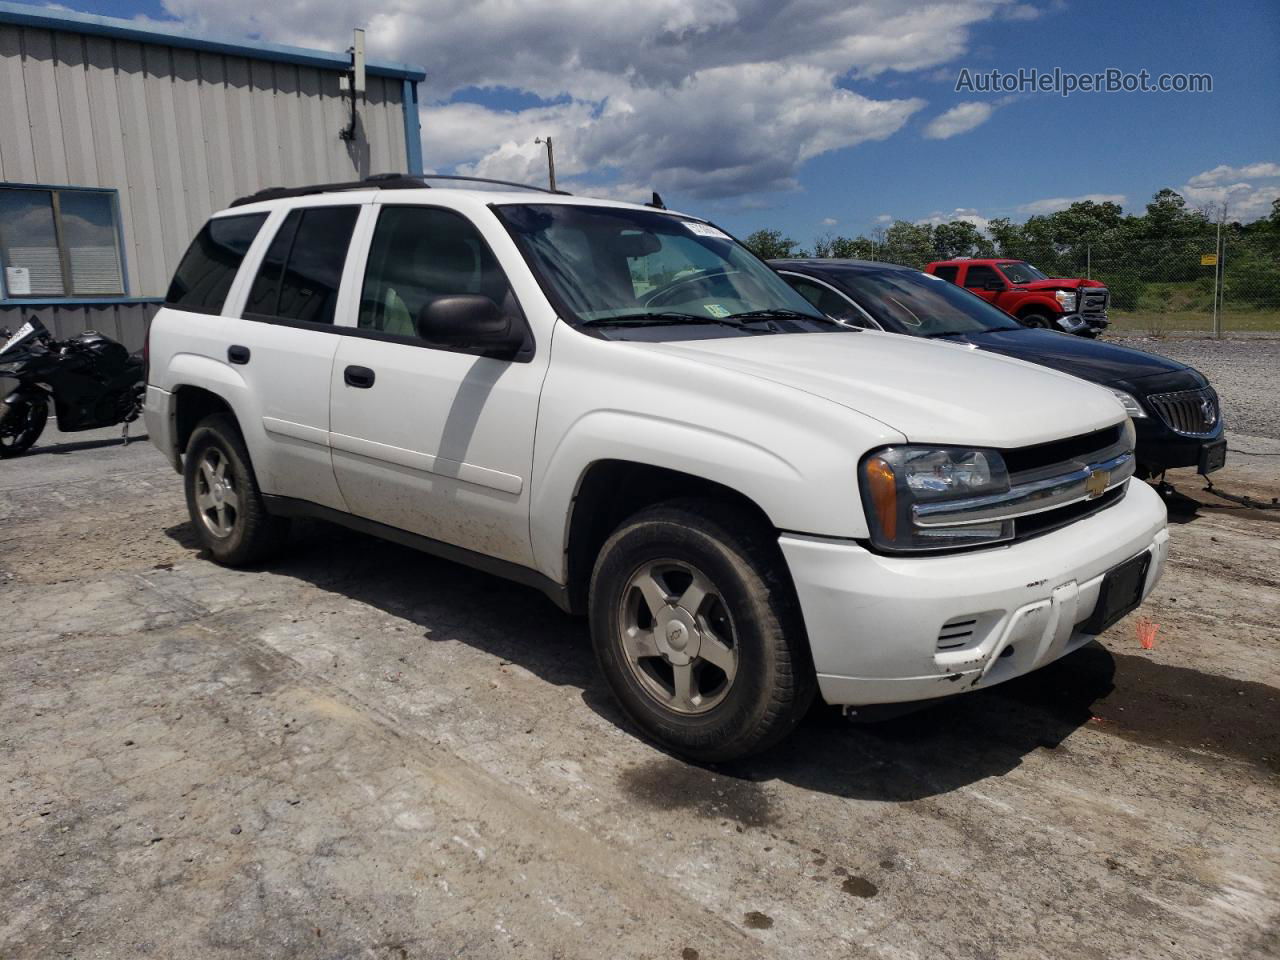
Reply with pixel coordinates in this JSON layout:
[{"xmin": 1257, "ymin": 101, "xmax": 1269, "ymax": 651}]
[{"xmin": 165, "ymin": 213, "xmax": 268, "ymax": 315}]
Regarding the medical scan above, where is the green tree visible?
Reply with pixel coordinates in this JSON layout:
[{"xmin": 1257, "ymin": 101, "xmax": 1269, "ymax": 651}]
[
  {"xmin": 881, "ymin": 220, "xmax": 936, "ymax": 267},
  {"xmin": 744, "ymin": 228, "xmax": 804, "ymax": 259},
  {"xmin": 932, "ymin": 220, "xmax": 994, "ymax": 259},
  {"xmin": 812, "ymin": 233, "xmax": 880, "ymax": 260}
]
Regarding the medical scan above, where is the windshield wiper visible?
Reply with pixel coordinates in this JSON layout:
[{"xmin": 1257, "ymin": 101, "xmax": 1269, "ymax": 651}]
[
  {"xmin": 726, "ymin": 308, "xmax": 842, "ymax": 328},
  {"xmin": 579, "ymin": 311, "xmax": 746, "ymax": 329}
]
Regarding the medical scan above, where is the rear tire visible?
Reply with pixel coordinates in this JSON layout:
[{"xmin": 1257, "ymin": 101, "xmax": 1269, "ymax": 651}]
[
  {"xmin": 183, "ymin": 413, "xmax": 289, "ymax": 566},
  {"xmin": 0, "ymin": 399, "xmax": 48, "ymax": 457},
  {"xmin": 588, "ymin": 498, "xmax": 816, "ymax": 762}
]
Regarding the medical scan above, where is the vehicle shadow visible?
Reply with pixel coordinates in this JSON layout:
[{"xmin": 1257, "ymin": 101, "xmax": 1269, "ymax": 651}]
[
  {"xmin": 25, "ymin": 433, "xmax": 149, "ymax": 457},
  {"xmin": 165, "ymin": 516, "xmax": 1277, "ymax": 804}
]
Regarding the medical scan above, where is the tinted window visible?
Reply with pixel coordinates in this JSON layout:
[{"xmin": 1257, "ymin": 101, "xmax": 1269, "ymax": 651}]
[
  {"xmin": 839, "ymin": 269, "xmax": 1022, "ymax": 336},
  {"xmin": 784, "ymin": 275, "xmax": 873, "ymax": 327},
  {"xmin": 932, "ymin": 265, "xmax": 959, "ymax": 283},
  {"xmin": 165, "ymin": 214, "xmax": 267, "ymax": 314},
  {"xmin": 964, "ymin": 264, "xmax": 1002, "ymax": 288},
  {"xmin": 359, "ymin": 206, "xmax": 517, "ymax": 340},
  {"xmin": 245, "ymin": 206, "xmax": 359, "ymax": 325}
]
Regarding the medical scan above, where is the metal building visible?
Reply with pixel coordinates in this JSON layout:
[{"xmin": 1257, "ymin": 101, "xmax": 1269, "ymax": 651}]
[{"xmin": 0, "ymin": 1, "xmax": 425, "ymax": 351}]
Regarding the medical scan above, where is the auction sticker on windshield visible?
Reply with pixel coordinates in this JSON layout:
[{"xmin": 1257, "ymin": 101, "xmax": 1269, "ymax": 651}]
[
  {"xmin": 685, "ymin": 222, "xmax": 731, "ymax": 240},
  {"xmin": 703, "ymin": 304, "xmax": 732, "ymax": 318}
]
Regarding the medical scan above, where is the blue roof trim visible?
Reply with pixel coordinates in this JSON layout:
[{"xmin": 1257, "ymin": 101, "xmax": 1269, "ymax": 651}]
[{"xmin": 0, "ymin": 2, "xmax": 426, "ymax": 81}]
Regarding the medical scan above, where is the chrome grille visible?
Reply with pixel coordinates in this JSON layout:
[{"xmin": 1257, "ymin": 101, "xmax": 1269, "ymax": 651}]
[{"xmin": 1147, "ymin": 387, "xmax": 1219, "ymax": 437}]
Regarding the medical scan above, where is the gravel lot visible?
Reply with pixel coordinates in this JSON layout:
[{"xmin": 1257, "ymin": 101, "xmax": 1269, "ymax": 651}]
[
  {"xmin": 1, "ymin": 418, "xmax": 1277, "ymax": 957},
  {"xmin": 1115, "ymin": 337, "xmax": 1280, "ymax": 440}
]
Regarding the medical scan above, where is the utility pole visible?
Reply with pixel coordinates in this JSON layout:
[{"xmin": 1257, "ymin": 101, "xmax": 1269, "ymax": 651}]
[
  {"xmin": 1212, "ymin": 201, "xmax": 1225, "ymax": 340},
  {"xmin": 534, "ymin": 136, "xmax": 556, "ymax": 191}
]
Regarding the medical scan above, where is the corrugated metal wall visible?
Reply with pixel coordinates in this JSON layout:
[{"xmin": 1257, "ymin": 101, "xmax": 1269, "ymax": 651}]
[{"xmin": 0, "ymin": 22, "xmax": 409, "ymax": 298}]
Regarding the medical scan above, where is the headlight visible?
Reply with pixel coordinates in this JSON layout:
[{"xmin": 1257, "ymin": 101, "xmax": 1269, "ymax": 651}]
[
  {"xmin": 860, "ymin": 446, "xmax": 1014, "ymax": 552},
  {"xmin": 1110, "ymin": 389, "xmax": 1146, "ymax": 418},
  {"xmin": 1054, "ymin": 289, "xmax": 1078, "ymax": 312}
]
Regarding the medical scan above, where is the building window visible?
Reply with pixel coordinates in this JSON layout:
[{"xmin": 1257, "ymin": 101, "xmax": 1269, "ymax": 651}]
[{"xmin": 0, "ymin": 186, "xmax": 126, "ymax": 299}]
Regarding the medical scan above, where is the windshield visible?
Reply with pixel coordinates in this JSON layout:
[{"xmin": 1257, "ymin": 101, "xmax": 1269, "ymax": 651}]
[
  {"xmin": 839, "ymin": 269, "xmax": 1023, "ymax": 336},
  {"xmin": 998, "ymin": 261, "xmax": 1048, "ymax": 283},
  {"xmin": 495, "ymin": 204, "xmax": 831, "ymax": 333}
]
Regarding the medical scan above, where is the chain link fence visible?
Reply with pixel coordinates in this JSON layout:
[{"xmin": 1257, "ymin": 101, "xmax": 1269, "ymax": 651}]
[
  {"xmin": 999, "ymin": 235, "xmax": 1280, "ymax": 337},
  {"xmin": 829, "ymin": 234, "xmax": 1280, "ymax": 337}
]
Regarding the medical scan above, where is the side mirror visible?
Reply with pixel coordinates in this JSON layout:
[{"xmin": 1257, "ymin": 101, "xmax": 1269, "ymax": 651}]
[
  {"xmin": 416, "ymin": 295, "xmax": 524, "ymax": 356},
  {"xmin": 983, "ymin": 278, "xmax": 1005, "ymax": 291}
]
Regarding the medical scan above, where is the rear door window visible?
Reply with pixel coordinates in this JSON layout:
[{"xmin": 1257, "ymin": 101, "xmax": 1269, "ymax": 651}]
[
  {"xmin": 932, "ymin": 265, "xmax": 959, "ymax": 283},
  {"xmin": 244, "ymin": 206, "xmax": 359, "ymax": 325},
  {"xmin": 963, "ymin": 264, "xmax": 1001, "ymax": 289},
  {"xmin": 165, "ymin": 213, "xmax": 268, "ymax": 315}
]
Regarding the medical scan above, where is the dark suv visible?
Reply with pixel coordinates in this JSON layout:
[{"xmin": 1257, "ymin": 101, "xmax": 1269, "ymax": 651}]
[{"xmin": 773, "ymin": 258, "xmax": 1226, "ymax": 478}]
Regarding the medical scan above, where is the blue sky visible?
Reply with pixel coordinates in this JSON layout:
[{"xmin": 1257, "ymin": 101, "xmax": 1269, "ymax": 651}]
[{"xmin": 69, "ymin": 0, "xmax": 1280, "ymax": 242}]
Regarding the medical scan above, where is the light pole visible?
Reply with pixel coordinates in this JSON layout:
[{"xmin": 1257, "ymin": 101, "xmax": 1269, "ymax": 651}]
[{"xmin": 534, "ymin": 136, "xmax": 556, "ymax": 191}]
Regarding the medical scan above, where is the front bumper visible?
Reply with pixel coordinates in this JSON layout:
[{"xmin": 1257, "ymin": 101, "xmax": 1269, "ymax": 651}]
[
  {"xmin": 780, "ymin": 479, "xmax": 1168, "ymax": 707},
  {"xmin": 1134, "ymin": 417, "xmax": 1225, "ymax": 475},
  {"xmin": 143, "ymin": 385, "xmax": 181, "ymax": 473}
]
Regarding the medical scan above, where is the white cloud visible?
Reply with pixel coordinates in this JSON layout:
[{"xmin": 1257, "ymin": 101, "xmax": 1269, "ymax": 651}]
[
  {"xmin": 1016, "ymin": 193, "xmax": 1126, "ymax": 215},
  {"xmin": 874, "ymin": 214, "xmax": 894, "ymax": 223},
  {"xmin": 148, "ymin": 0, "xmax": 1035, "ymax": 198},
  {"xmin": 922, "ymin": 101, "xmax": 996, "ymax": 139},
  {"xmin": 1186, "ymin": 162, "xmax": 1280, "ymax": 187},
  {"xmin": 821, "ymin": 217, "xmax": 839, "ymax": 226},
  {"xmin": 1179, "ymin": 162, "xmax": 1280, "ymax": 221},
  {"xmin": 916, "ymin": 207, "xmax": 990, "ymax": 231}
]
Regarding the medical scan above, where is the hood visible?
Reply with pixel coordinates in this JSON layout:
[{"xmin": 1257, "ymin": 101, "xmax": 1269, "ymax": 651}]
[
  {"xmin": 640, "ymin": 331, "xmax": 1127, "ymax": 449},
  {"xmin": 1012, "ymin": 278, "xmax": 1106, "ymax": 291},
  {"xmin": 954, "ymin": 328, "xmax": 1189, "ymax": 384},
  {"xmin": 1008, "ymin": 277, "xmax": 1111, "ymax": 293}
]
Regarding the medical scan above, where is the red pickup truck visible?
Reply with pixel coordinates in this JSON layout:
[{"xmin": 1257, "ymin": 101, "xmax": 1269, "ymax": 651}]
[{"xmin": 924, "ymin": 258, "xmax": 1109, "ymax": 337}]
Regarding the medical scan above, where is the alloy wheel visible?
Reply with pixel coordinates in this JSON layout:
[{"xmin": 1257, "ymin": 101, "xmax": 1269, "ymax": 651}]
[{"xmin": 616, "ymin": 559, "xmax": 739, "ymax": 715}]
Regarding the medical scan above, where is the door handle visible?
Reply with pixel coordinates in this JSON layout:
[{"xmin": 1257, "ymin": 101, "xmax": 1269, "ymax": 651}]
[
  {"xmin": 227, "ymin": 345, "xmax": 250, "ymax": 365},
  {"xmin": 344, "ymin": 365, "xmax": 376, "ymax": 389}
]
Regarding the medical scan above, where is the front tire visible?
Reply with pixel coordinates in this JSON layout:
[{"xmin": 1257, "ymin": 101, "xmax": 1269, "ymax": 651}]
[
  {"xmin": 588, "ymin": 499, "xmax": 816, "ymax": 762},
  {"xmin": 0, "ymin": 399, "xmax": 48, "ymax": 457},
  {"xmin": 183, "ymin": 413, "xmax": 289, "ymax": 566},
  {"xmin": 1019, "ymin": 313, "xmax": 1052, "ymax": 329}
]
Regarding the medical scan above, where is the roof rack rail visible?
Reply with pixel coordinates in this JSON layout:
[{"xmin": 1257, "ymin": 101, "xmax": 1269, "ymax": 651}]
[
  {"xmin": 419, "ymin": 174, "xmax": 571, "ymax": 195},
  {"xmin": 229, "ymin": 173, "xmax": 570, "ymax": 208}
]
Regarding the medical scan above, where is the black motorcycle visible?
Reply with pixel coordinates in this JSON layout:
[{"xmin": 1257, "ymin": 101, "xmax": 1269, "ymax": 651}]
[{"xmin": 0, "ymin": 317, "xmax": 144, "ymax": 457}]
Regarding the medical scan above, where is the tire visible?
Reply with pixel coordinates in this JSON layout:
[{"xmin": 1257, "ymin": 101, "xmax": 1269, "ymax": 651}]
[
  {"xmin": 588, "ymin": 498, "xmax": 816, "ymax": 762},
  {"xmin": 1019, "ymin": 313, "xmax": 1052, "ymax": 329},
  {"xmin": 183, "ymin": 413, "xmax": 289, "ymax": 566},
  {"xmin": 0, "ymin": 399, "xmax": 48, "ymax": 458}
]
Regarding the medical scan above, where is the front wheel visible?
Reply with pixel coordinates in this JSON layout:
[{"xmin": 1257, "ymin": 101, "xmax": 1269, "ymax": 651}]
[
  {"xmin": 0, "ymin": 398, "xmax": 48, "ymax": 458},
  {"xmin": 1019, "ymin": 313, "xmax": 1052, "ymax": 329},
  {"xmin": 588, "ymin": 499, "xmax": 816, "ymax": 762}
]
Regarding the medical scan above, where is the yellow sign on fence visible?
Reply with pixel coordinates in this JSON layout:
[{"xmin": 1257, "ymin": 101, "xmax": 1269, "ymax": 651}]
[{"xmin": 1201, "ymin": 253, "xmax": 1218, "ymax": 266}]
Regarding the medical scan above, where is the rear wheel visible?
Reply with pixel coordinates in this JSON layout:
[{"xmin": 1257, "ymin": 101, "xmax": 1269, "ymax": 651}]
[
  {"xmin": 588, "ymin": 499, "xmax": 816, "ymax": 762},
  {"xmin": 0, "ymin": 398, "xmax": 48, "ymax": 457},
  {"xmin": 183, "ymin": 413, "xmax": 289, "ymax": 565}
]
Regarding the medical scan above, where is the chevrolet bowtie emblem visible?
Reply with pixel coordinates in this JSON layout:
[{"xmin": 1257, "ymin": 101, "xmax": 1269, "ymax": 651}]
[{"xmin": 1084, "ymin": 468, "xmax": 1110, "ymax": 499}]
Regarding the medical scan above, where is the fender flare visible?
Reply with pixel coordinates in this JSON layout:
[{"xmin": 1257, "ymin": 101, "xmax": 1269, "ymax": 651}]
[
  {"xmin": 1012, "ymin": 295, "xmax": 1062, "ymax": 318},
  {"xmin": 2, "ymin": 382, "xmax": 50, "ymax": 407}
]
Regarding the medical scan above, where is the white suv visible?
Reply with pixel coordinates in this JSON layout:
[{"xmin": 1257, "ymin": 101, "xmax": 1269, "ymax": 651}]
[{"xmin": 145, "ymin": 175, "xmax": 1168, "ymax": 760}]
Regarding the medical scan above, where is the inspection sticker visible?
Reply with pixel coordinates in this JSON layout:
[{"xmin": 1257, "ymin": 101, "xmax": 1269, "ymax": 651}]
[{"xmin": 685, "ymin": 222, "xmax": 730, "ymax": 240}]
